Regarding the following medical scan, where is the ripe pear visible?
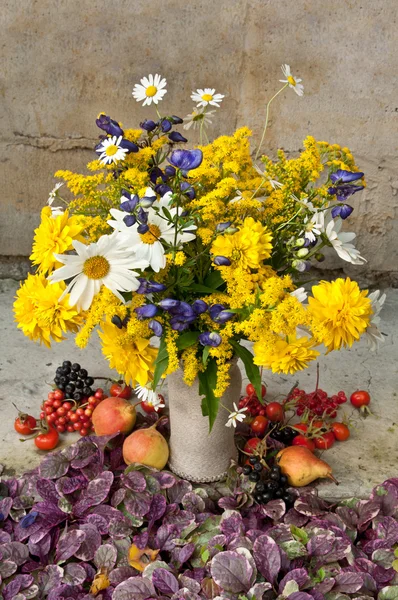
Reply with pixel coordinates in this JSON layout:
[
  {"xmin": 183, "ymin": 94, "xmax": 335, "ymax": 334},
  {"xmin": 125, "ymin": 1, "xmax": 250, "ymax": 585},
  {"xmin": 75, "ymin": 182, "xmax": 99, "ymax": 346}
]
[
  {"xmin": 123, "ymin": 423, "xmax": 169, "ymax": 470},
  {"xmin": 276, "ymin": 445, "xmax": 338, "ymax": 487}
]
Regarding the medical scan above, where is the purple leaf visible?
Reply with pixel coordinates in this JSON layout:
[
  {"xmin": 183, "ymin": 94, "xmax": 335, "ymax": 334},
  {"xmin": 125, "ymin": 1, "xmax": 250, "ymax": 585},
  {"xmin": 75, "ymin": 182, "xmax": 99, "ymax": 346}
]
[
  {"xmin": 279, "ymin": 568, "xmax": 310, "ymax": 593},
  {"xmin": 56, "ymin": 475, "xmax": 87, "ymax": 496},
  {"xmin": 123, "ymin": 489, "xmax": 152, "ymax": 517},
  {"xmin": 294, "ymin": 495, "xmax": 329, "ymax": 517},
  {"xmin": 167, "ymin": 480, "xmax": 193, "ymax": 504},
  {"xmin": 181, "ymin": 492, "xmax": 206, "ymax": 514},
  {"xmin": 111, "ymin": 488, "xmax": 126, "ymax": 507},
  {"xmin": 74, "ymin": 523, "xmax": 102, "ymax": 561},
  {"xmin": 39, "ymin": 453, "xmax": 70, "ymax": 479},
  {"xmin": 36, "ymin": 478, "xmax": 60, "ymax": 503},
  {"xmin": 74, "ymin": 471, "xmax": 114, "ymax": 516},
  {"xmin": 220, "ymin": 510, "xmax": 244, "ymax": 541},
  {"xmin": 0, "ymin": 560, "xmax": 18, "ymax": 578},
  {"xmin": 70, "ymin": 440, "xmax": 98, "ymax": 469},
  {"xmin": 0, "ymin": 497, "xmax": 13, "ymax": 520},
  {"xmin": 253, "ymin": 534, "xmax": 281, "ymax": 583},
  {"xmin": 94, "ymin": 543, "xmax": 117, "ymax": 570},
  {"xmin": 121, "ymin": 471, "xmax": 147, "ymax": 492},
  {"xmin": 85, "ymin": 513, "xmax": 109, "ymax": 535},
  {"xmin": 307, "ymin": 534, "xmax": 334, "ymax": 557},
  {"xmin": 153, "ymin": 472, "xmax": 176, "ymax": 488},
  {"xmin": 109, "ymin": 566, "xmax": 137, "ymax": 585},
  {"xmin": 63, "ymin": 563, "xmax": 87, "ymax": 586},
  {"xmin": 155, "ymin": 524, "xmax": 182, "ymax": 551},
  {"xmin": 113, "ymin": 576, "xmax": 156, "ymax": 600},
  {"xmin": 55, "ymin": 529, "xmax": 86, "ymax": 563},
  {"xmin": 176, "ymin": 544, "xmax": 195, "ymax": 566},
  {"xmin": 149, "ymin": 494, "xmax": 167, "ymax": 522},
  {"xmin": 357, "ymin": 500, "xmax": 381, "ymax": 531},
  {"xmin": 210, "ymin": 550, "xmax": 254, "ymax": 593},
  {"xmin": 153, "ymin": 567, "xmax": 179, "ymax": 594},
  {"xmin": 333, "ymin": 572, "xmax": 364, "ymax": 593},
  {"xmin": 289, "ymin": 593, "xmax": 314, "ymax": 600},
  {"xmin": 261, "ymin": 499, "xmax": 286, "ymax": 521}
]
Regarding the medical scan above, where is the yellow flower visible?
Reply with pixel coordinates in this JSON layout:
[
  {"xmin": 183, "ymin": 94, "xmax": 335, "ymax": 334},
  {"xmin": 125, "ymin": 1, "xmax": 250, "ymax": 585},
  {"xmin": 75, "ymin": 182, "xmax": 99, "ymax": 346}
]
[
  {"xmin": 98, "ymin": 321, "xmax": 157, "ymax": 386},
  {"xmin": 30, "ymin": 208, "xmax": 86, "ymax": 274},
  {"xmin": 90, "ymin": 570, "xmax": 110, "ymax": 595},
  {"xmin": 211, "ymin": 217, "xmax": 272, "ymax": 270},
  {"xmin": 308, "ymin": 278, "xmax": 372, "ymax": 351},
  {"xmin": 13, "ymin": 274, "xmax": 82, "ymax": 348},
  {"xmin": 253, "ymin": 335, "xmax": 320, "ymax": 374}
]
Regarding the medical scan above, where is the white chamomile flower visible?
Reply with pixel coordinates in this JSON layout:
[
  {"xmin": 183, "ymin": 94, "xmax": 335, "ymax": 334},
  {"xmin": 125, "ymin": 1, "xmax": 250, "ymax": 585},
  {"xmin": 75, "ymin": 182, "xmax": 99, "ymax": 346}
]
[
  {"xmin": 365, "ymin": 290, "xmax": 386, "ymax": 351},
  {"xmin": 96, "ymin": 136, "xmax": 128, "ymax": 165},
  {"xmin": 303, "ymin": 212, "xmax": 324, "ymax": 242},
  {"xmin": 47, "ymin": 183, "xmax": 64, "ymax": 216},
  {"xmin": 135, "ymin": 384, "xmax": 165, "ymax": 411},
  {"xmin": 48, "ymin": 231, "xmax": 149, "ymax": 311},
  {"xmin": 225, "ymin": 403, "xmax": 247, "ymax": 428},
  {"xmin": 108, "ymin": 192, "xmax": 197, "ymax": 273},
  {"xmin": 290, "ymin": 287, "xmax": 308, "ymax": 304},
  {"xmin": 280, "ymin": 64, "xmax": 304, "ymax": 96},
  {"xmin": 132, "ymin": 73, "xmax": 167, "ymax": 106},
  {"xmin": 183, "ymin": 107, "xmax": 216, "ymax": 130},
  {"xmin": 191, "ymin": 88, "xmax": 224, "ymax": 108},
  {"xmin": 325, "ymin": 217, "xmax": 366, "ymax": 265}
]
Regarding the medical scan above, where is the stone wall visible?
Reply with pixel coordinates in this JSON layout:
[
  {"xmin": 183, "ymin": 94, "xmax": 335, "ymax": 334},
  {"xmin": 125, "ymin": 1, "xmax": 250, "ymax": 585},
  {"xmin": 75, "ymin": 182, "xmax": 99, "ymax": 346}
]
[{"xmin": 1, "ymin": 0, "xmax": 397, "ymax": 282}]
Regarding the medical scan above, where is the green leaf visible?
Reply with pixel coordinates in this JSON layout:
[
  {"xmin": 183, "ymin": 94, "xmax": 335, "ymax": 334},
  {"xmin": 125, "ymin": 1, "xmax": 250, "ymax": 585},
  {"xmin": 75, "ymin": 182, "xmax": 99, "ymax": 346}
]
[
  {"xmin": 201, "ymin": 549, "xmax": 210, "ymax": 563},
  {"xmin": 204, "ymin": 270, "xmax": 224, "ymax": 289},
  {"xmin": 202, "ymin": 345, "xmax": 210, "ymax": 366},
  {"xmin": 190, "ymin": 283, "xmax": 221, "ymax": 294},
  {"xmin": 230, "ymin": 341, "xmax": 262, "ymax": 402},
  {"xmin": 290, "ymin": 525, "xmax": 309, "ymax": 545},
  {"xmin": 199, "ymin": 358, "xmax": 218, "ymax": 432},
  {"xmin": 176, "ymin": 331, "xmax": 200, "ymax": 351},
  {"xmin": 152, "ymin": 338, "xmax": 168, "ymax": 389}
]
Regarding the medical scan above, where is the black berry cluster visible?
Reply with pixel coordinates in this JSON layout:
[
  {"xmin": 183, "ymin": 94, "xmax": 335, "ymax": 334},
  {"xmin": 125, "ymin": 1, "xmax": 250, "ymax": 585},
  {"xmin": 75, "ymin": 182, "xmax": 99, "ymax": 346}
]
[
  {"xmin": 243, "ymin": 458, "xmax": 294, "ymax": 506},
  {"xmin": 54, "ymin": 361, "xmax": 95, "ymax": 402},
  {"xmin": 269, "ymin": 426, "xmax": 298, "ymax": 444}
]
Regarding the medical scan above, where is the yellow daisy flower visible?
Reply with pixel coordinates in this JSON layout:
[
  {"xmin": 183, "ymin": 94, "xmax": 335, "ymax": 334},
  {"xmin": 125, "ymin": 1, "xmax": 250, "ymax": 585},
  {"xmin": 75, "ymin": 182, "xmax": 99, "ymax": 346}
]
[
  {"xmin": 308, "ymin": 277, "xmax": 372, "ymax": 351},
  {"xmin": 253, "ymin": 335, "xmax": 320, "ymax": 374},
  {"xmin": 13, "ymin": 273, "xmax": 82, "ymax": 348},
  {"xmin": 211, "ymin": 217, "xmax": 272, "ymax": 270},
  {"xmin": 98, "ymin": 321, "xmax": 157, "ymax": 387},
  {"xmin": 30, "ymin": 207, "xmax": 87, "ymax": 275}
]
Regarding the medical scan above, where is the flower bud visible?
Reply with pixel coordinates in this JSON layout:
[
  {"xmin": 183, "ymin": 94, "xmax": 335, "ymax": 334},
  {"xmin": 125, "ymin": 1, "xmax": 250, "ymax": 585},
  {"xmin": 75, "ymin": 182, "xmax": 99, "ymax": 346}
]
[
  {"xmin": 214, "ymin": 256, "xmax": 231, "ymax": 266},
  {"xmin": 140, "ymin": 119, "xmax": 157, "ymax": 132},
  {"xmin": 225, "ymin": 226, "xmax": 239, "ymax": 234},
  {"xmin": 111, "ymin": 315, "xmax": 123, "ymax": 329},
  {"xmin": 296, "ymin": 248, "xmax": 309, "ymax": 258},
  {"xmin": 295, "ymin": 238, "xmax": 306, "ymax": 248},
  {"xmin": 137, "ymin": 223, "xmax": 149, "ymax": 234},
  {"xmin": 160, "ymin": 119, "xmax": 172, "ymax": 133},
  {"xmin": 198, "ymin": 332, "xmax": 222, "ymax": 347},
  {"xmin": 315, "ymin": 253, "xmax": 325, "ymax": 262},
  {"xmin": 170, "ymin": 115, "xmax": 184, "ymax": 124},
  {"xmin": 169, "ymin": 131, "xmax": 188, "ymax": 143},
  {"xmin": 192, "ymin": 300, "xmax": 208, "ymax": 315},
  {"xmin": 149, "ymin": 319, "xmax": 163, "ymax": 336},
  {"xmin": 135, "ymin": 304, "xmax": 158, "ymax": 319},
  {"xmin": 216, "ymin": 221, "xmax": 232, "ymax": 232},
  {"xmin": 159, "ymin": 298, "xmax": 180, "ymax": 310},
  {"xmin": 123, "ymin": 214, "xmax": 136, "ymax": 227},
  {"xmin": 140, "ymin": 196, "xmax": 156, "ymax": 208}
]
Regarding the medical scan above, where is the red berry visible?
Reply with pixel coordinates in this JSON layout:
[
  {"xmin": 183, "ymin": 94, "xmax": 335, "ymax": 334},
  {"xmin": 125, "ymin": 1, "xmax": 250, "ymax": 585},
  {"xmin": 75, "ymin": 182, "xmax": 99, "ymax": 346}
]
[
  {"xmin": 53, "ymin": 389, "xmax": 65, "ymax": 401},
  {"xmin": 40, "ymin": 411, "xmax": 45, "ymax": 419},
  {"xmin": 67, "ymin": 425, "xmax": 75, "ymax": 433},
  {"xmin": 94, "ymin": 389, "xmax": 104, "ymax": 399},
  {"xmin": 265, "ymin": 402, "xmax": 284, "ymax": 423},
  {"xmin": 63, "ymin": 402, "xmax": 72, "ymax": 410},
  {"xmin": 69, "ymin": 413, "xmax": 79, "ymax": 423},
  {"xmin": 84, "ymin": 408, "xmax": 93, "ymax": 418},
  {"xmin": 73, "ymin": 422, "xmax": 82, "ymax": 431},
  {"xmin": 56, "ymin": 407, "xmax": 67, "ymax": 417},
  {"xmin": 80, "ymin": 428, "xmax": 89, "ymax": 436},
  {"xmin": 58, "ymin": 417, "xmax": 66, "ymax": 425},
  {"xmin": 76, "ymin": 408, "xmax": 84, "ymax": 416},
  {"xmin": 292, "ymin": 435, "xmax": 315, "ymax": 452},
  {"xmin": 243, "ymin": 438, "xmax": 262, "ymax": 454},
  {"xmin": 47, "ymin": 391, "xmax": 55, "ymax": 400},
  {"xmin": 45, "ymin": 406, "xmax": 54, "ymax": 415},
  {"xmin": 56, "ymin": 425, "xmax": 66, "ymax": 433}
]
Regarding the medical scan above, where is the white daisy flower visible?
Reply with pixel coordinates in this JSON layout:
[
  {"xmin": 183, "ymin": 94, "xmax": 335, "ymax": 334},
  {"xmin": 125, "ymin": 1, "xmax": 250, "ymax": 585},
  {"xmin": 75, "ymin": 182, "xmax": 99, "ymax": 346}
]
[
  {"xmin": 96, "ymin": 136, "xmax": 128, "ymax": 165},
  {"xmin": 132, "ymin": 73, "xmax": 167, "ymax": 106},
  {"xmin": 325, "ymin": 217, "xmax": 366, "ymax": 265},
  {"xmin": 365, "ymin": 290, "xmax": 386, "ymax": 351},
  {"xmin": 225, "ymin": 403, "xmax": 247, "ymax": 428},
  {"xmin": 47, "ymin": 183, "xmax": 64, "ymax": 216},
  {"xmin": 183, "ymin": 107, "xmax": 216, "ymax": 130},
  {"xmin": 108, "ymin": 192, "xmax": 197, "ymax": 272},
  {"xmin": 135, "ymin": 384, "xmax": 165, "ymax": 411},
  {"xmin": 48, "ymin": 231, "xmax": 149, "ymax": 310},
  {"xmin": 191, "ymin": 88, "xmax": 224, "ymax": 108},
  {"xmin": 303, "ymin": 212, "xmax": 323, "ymax": 242},
  {"xmin": 291, "ymin": 287, "xmax": 308, "ymax": 304},
  {"xmin": 280, "ymin": 64, "xmax": 304, "ymax": 96}
]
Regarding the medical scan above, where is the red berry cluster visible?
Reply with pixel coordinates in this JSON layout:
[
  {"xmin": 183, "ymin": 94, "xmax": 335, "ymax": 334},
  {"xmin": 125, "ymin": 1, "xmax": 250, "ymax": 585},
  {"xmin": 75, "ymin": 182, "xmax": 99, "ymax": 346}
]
[
  {"xmin": 288, "ymin": 387, "xmax": 347, "ymax": 419},
  {"xmin": 238, "ymin": 383, "xmax": 267, "ymax": 416},
  {"xmin": 40, "ymin": 388, "xmax": 105, "ymax": 437}
]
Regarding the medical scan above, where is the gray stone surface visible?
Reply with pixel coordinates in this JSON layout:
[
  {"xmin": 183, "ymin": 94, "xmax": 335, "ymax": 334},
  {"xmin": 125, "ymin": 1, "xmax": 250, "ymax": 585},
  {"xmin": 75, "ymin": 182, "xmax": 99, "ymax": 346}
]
[
  {"xmin": 1, "ymin": 0, "xmax": 398, "ymax": 282},
  {"xmin": 1, "ymin": 279, "xmax": 397, "ymax": 498}
]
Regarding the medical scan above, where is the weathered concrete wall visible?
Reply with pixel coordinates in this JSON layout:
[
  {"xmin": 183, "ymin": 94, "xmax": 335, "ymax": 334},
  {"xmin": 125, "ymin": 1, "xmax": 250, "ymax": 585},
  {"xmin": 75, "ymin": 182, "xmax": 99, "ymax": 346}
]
[{"xmin": 1, "ymin": 0, "xmax": 397, "ymax": 280}]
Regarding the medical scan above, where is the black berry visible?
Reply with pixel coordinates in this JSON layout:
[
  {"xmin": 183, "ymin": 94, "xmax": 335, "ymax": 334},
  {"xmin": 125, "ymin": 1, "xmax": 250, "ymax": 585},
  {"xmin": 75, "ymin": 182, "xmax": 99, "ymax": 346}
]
[
  {"xmin": 65, "ymin": 383, "xmax": 75, "ymax": 394},
  {"xmin": 261, "ymin": 492, "xmax": 274, "ymax": 503},
  {"xmin": 79, "ymin": 369, "xmax": 88, "ymax": 379},
  {"xmin": 255, "ymin": 481, "xmax": 265, "ymax": 493},
  {"xmin": 275, "ymin": 489, "xmax": 284, "ymax": 498},
  {"xmin": 253, "ymin": 462, "xmax": 263, "ymax": 472},
  {"xmin": 270, "ymin": 472, "xmax": 280, "ymax": 481},
  {"xmin": 73, "ymin": 392, "xmax": 83, "ymax": 402},
  {"xmin": 75, "ymin": 379, "xmax": 84, "ymax": 389},
  {"xmin": 71, "ymin": 363, "xmax": 81, "ymax": 371},
  {"xmin": 279, "ymin": 475, "xmax": 288, "ymax": 486},
  {"xmin": 62, "ymin": 360, "xmax": 72, "ymax": 368},
  {"xmin": 85, "ymin": 377, "xmax": 94, "ymax": 386},
  {"xmin": 83, "ymin": 386, "xmax": 92, "ymax": 397},
  {"xmin": 249, "ymin": 456, "xmax": 259, "ymax": 465},
  {"xmin": 266, "ymin": 480, "xmax": 279, "ymax": 491},
  {"xmin": 69, "ymin": 371, "xmax": 78, "ymax": 381},
  {"xmin": 249, "ymin": 471, "xmax": 261, "ymax": 482},
  {"xmin": 243, "ymin": 465, "xmax": 252, "ymax": 475}
]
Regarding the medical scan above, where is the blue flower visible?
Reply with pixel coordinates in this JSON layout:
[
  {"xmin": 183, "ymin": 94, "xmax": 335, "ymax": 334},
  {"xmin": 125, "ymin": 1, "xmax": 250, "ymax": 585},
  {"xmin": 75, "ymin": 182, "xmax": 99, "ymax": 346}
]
[
  {"xmin": 199, "ymin": 332, "xmax": 222, "ymax": 347},
  {"xmin": 123, "ymin": 214, "xmax": 137, "ymax": 227},
  {"xmin": 159, "ymin": 298, "xmax": 180, "ymax": 310},
  {"xmin": 137, "ymin": 207, "xmax": 148, "ymax": 224},
  {"xmin": 140, "ymin": 196, "xmax": 156, "ymax": 208},
  {"xmin": 192, "ymin": 299, "xmax": 208, "ymax": 314},
  {"xmin": 137, "ymin": 223, "xmax": 149, "ymax": 234},
  {"xmin": 0, "ymin": 512, "xmax": 5, "ymax": 522},
  {"xmin": 328, "ymin": 184, "xmax": 364, "ymax": 201},
  {"xmin": 169, "ymin": 149, "xmax": 203, "ymax": 171},
  {"xmin": 169, "ymin": 132, "xmax": 188, "ymax": 143},
  {"xmin": 164, "ymin": 166, "xmax": 176, "ymax": 179},
  {"xmin": 155, "ymin": 184, "xmax": 172, "ymax": 196},
  {"xmin": 161, "ymin": 119, "xmax": 172, "ymax": 133},
  {"xmin": 135, "ymin": 304, "xmax": 158, "ymax": 319},
  {"xmin": 214, "ymin": 256, "xmax": 231, "ymax": 266},
  {"xmin": 96, "ymin": 114, "xmax": 124, "ymax": 137},
  {"xmin": 180, "ymin": 182, "xmax": 195, "ymax": 199},
  {"xmin": 136, "ymin": 278, "xmax": 167, "ymax": 294},
  {"xmin": 120, "ymin": 194, "xmax": 139, "ymax": 212},
  {"xmin": 140, "ymin": 119, "xmax": 157, "ymax": 132},
  {"xmin": 20, "ymin": 511, "xmax": 39, "ymax": 529},
  {"xmin": 150, "ymin": 167, "xmax": 167, "ymax": 184},
  {"xmin": 119, "ymin": 139, "xmax": 139, "ymax": 153},
  {"xmin": 330, "ymin": 169, "xmax": 364, "ymax": 184},
  {"xmin": 331, "ymin": 204, "xmax": 354, "ymax": 219},
  {"xmin": 170, "ymin": 115, "xmax": 184, "ymax": 124},
  {"xmin": 149, "ymin": 319, "xmax": 163, "ymax": 337},
  {"xmin": 170, "ymin": 316, "xmax": 194, "ymax": 331},
  {"xmin": 216, "ymin": 221, "xmax": 232, "ymax": 232},
  {"xmin": 209, "ymin": 304, "xmax": 234, "ymax": 323}
]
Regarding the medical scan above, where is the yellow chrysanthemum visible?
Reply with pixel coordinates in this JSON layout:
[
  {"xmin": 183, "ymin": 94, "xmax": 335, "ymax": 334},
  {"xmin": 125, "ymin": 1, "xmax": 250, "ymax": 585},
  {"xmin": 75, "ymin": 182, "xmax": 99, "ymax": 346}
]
[
  {"xmin": 98, "ymin": 321, "xmax": 157, "ymax": 387},
  {"xmin": 253, "ymin": 335, "xmax": 320, "ymax": 374},
  {"xmin": 30, "ymin": 208, "xmax": 86, "ymax": 274},
  {"xmin": 308, "ymin": 278, "xmax": 372, "ymax": 351},
  {"xmin": 211, "ymin": 217, "xmax": 272, "ymax": 270},
  {"xmin": 13, "ymin": 273, "xmax": 82, "ymax": 348}
]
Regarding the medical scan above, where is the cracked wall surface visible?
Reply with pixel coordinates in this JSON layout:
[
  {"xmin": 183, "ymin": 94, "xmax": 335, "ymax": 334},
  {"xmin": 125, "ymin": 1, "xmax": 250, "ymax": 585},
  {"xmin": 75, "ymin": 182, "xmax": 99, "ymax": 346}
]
[{"xmin": 1, "ymin": 0, "xmax": 397, "ymax": 279}]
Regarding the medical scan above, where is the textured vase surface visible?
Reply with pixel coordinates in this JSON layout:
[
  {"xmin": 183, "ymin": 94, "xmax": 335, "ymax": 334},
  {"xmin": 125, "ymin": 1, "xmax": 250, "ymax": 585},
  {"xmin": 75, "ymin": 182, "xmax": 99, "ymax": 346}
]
[{"xmin": 167, "ymin": 359, "xmax": 241, "ymax": 482}]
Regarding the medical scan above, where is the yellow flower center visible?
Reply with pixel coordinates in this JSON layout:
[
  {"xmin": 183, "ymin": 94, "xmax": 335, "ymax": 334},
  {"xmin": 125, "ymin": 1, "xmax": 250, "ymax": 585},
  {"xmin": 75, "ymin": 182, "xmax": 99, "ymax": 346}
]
[
  {"xmin": 231, "ymin": 249, "xmax": 242, "ymax": 261},
  {"xmin": 287, "ymin": 76, "xmax": 296, "ymax": 86},
  {"xmin": 83, "ymin": 256, "xmax": 110, "ymax": 279},
  {"xmin": 140, "ymin": 224, "xmax": 161, "ymax": 245},
  {"xmin": 105, "ymin": 144, "xmax": 119, "ymax": 157},
  {"xmin": 145, "ymin": 85, "xmax": 158, "ymax": 97},
  {"xmin": 202, "ymin": 93, "xmax": 213, "ymax": 102}
]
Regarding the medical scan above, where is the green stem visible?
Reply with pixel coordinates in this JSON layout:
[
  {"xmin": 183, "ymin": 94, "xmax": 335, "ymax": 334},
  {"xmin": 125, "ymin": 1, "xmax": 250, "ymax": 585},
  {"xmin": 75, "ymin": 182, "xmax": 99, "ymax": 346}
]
[{"xmin": 254, "ymin": 83, "xmax": 288, "ymax": 161}]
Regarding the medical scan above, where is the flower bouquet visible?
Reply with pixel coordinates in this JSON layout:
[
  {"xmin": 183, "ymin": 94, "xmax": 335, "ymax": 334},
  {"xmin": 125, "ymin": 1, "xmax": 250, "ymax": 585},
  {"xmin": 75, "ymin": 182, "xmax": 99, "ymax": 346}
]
[{"xmin": 14, "ymin": 66, "xmax": 384, "ymax": 481}]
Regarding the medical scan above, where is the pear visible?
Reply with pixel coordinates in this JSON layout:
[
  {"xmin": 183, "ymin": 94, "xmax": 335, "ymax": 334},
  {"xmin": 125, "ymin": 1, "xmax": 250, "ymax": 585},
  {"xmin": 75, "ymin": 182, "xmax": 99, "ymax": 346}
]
[
  {"xmin": 276, "ymin": 445, "xmax": 338, "ymax": 487},
  {"xmin": 123, "ymin": 422, "xmax": 169, "ymax": 470}
]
